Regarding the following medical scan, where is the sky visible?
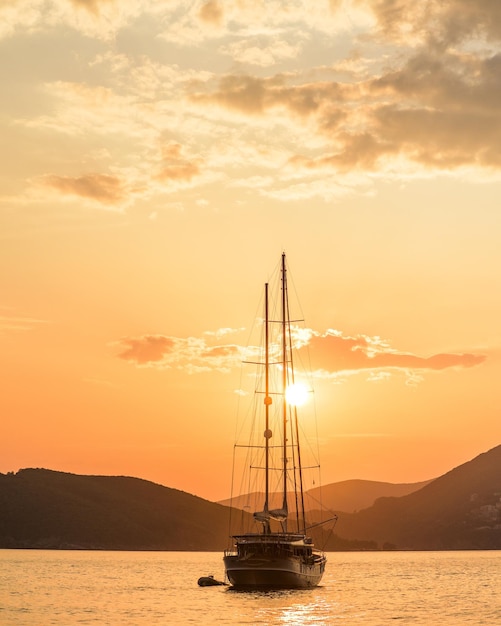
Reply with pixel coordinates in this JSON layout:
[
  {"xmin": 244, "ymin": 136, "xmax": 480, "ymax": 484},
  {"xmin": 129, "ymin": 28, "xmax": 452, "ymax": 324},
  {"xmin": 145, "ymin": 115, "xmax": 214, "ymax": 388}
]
[{"xmin": 1, "ymin": 0, "xmax": 501, "ymax": 502}]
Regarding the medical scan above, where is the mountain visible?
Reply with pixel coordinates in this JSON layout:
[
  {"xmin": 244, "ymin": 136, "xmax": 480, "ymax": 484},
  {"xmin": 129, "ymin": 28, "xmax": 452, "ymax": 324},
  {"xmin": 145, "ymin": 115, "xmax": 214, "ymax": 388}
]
[
  {"xmin": 218, "ymin": 479, "xmax": 432, "ymax": 514},
  {"xmin": 306, "ymin": 479, "xmax": 433, "ymax": 513},
  {"xmin": 0, "ymin": 468, "xmax": 249, "ymax": 550},
  {"xmin": 2, "ymin": 445, "xmax": 501, "ymax": 551},
  {"xmin": 330, "ymin": 444, "xmax": 501, "ymax": 550}
]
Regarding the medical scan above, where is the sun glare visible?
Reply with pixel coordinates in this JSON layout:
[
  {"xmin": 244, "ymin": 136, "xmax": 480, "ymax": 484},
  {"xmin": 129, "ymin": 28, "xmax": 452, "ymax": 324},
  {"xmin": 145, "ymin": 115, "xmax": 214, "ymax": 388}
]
[{"xmin": 285, "ymin": 382, "xmax": 309, "ymax": 407}]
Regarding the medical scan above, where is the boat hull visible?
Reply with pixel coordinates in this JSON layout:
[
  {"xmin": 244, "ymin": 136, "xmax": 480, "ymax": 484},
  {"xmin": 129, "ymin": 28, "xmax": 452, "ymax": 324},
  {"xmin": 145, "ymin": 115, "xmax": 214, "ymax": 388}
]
[{"xmin": 224, "ymin": 553, "xmax": 326, "ymax": 589}]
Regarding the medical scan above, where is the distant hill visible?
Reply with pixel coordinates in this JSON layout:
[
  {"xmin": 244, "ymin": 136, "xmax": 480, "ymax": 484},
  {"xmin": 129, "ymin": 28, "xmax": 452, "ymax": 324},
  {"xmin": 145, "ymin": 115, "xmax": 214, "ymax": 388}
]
[
  {"xmin": 331, "ymin": 444, "xmax": 501, "ymax": 550},
  {"xmin": 306, "ymin": 479, "xmax": 433, "ymax": 513},
  {"xmin": 0, "ymin": 468, "xmax": 249, "ymax": 550},
  {"xmin": 219, "ymin": 479, "xmax": 432, "ymax": 514},
  {"xmin": 2, "ymin": 445, "xmax": 501, "ymax": 550}
]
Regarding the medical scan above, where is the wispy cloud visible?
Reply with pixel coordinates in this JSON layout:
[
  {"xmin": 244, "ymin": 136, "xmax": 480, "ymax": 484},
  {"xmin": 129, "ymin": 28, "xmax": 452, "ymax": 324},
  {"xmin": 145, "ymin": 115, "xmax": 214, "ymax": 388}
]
[
  {"xmin": 40, "ymin": 173, "xmax": 127, "ymax": 206},
  {"xmin": 0, "ymin": 312, "xmax": 48, "ymax": 333},
  {"xmin": 219, "ymin": 38, "xmax": 304, "ymax": 68},
  {"xmin": 115, "ymin": 335, "xmax": 176, "ymax": 366},
  {"xmin": 69, "ymin": 0, "xmax": 113, "ymax": 15},
  {"xmin": 4, "ymin": 0, "xmax": 501, "ymax": 213},
  {"xmin": 366, "ymin": 0, "xmax": 501, "ymax": 45},
  {"xmin": 113, "ymin": 331, "xmax": 244, "ymax": 373},
  {"xmin": 305, "ymin": 330, "xmax": 486, "ymax": 377},
  {"xmin": 155, "ymin": 143, "xmax": 202, "ymax": 184},
  {"xmin": 198, "ymin": 0, "xmax": 224, "ymax": 28},
  {"xmin": 189, "ymin": 45, "xmax": 501, "ymax": 174},
  {"xmin": 115, "ymin": 325, "xmax": 486, "ymax": 381}
]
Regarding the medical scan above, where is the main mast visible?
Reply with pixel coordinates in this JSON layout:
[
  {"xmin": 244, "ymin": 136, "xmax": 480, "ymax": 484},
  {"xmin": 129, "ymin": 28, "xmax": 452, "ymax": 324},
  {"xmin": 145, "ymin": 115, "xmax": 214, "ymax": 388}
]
[{"xmin": 281, "ymin": 253, "xmax": 288, "ymax": 519}]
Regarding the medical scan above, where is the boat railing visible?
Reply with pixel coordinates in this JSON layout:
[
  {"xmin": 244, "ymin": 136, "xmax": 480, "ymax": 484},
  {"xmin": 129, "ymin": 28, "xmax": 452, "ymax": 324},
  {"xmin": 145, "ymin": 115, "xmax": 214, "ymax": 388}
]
[{"xmin": 230, "ymin": 532, "xmax": 307, "ymax": 543}]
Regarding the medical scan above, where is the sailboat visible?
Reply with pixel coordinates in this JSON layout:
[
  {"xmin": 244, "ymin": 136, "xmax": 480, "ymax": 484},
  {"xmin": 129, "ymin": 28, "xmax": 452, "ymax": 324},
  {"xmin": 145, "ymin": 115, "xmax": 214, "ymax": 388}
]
[{"xmin": 223, "ymin": 253, "xmax": 330, "ymax": 589}]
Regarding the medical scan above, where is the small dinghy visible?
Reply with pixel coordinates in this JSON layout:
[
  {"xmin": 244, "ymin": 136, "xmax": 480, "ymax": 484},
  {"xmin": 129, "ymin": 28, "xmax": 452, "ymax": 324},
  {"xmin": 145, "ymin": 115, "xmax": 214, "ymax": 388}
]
[{"xmin": 197, "ymin": 575, "xmax": 226, "ymax": 587}]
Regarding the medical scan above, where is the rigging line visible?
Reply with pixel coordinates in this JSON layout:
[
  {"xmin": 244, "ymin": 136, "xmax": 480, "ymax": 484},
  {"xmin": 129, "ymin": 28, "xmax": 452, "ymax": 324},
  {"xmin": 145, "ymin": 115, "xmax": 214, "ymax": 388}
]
[
  {"xmin": 290, "ymin": 410, "xmax": 300, "ymax": 532},
  {"xmin": 283, "ymin": 253, "xmax": 321, "ymax": 455},
  {"xmin": 285, "ymin": 271, "xmax": 307, "ymax": 535},
  {"xmin": 227, "ymin": 441, "xmax": 237, "ymax": 544},
  {"xmin": 234, "ymin": 272, "xmax": 265, "ymax": 414},
  {"xmin": 287, "ymin": 259, "xmax": 323, "ymax": 508},
  {"xmin": 284, "ymin": 268, "xmax": 300, "ymax": 532},
  {"xmin": 305, "ymin": 515, "xmax": 338, "ymax": 532}
]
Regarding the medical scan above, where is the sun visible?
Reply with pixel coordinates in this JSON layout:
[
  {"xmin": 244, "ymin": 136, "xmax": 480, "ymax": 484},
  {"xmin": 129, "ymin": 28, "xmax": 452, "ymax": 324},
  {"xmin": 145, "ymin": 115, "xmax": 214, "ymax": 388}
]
[{"xmin": 285, "ymin": 382, "xmax": 309, "ymax": 407}]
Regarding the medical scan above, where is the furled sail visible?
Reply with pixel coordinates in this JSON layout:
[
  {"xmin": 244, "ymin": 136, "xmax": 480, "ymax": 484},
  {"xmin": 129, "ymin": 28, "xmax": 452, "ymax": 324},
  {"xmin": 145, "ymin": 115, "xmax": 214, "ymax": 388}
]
[
  {"xmin": 269, "ymin": 507, "xmax": 288, "ymax": 522},
  {"xmin": 253, "ymin": 507, "xmax": 288, "ymax": 523}
]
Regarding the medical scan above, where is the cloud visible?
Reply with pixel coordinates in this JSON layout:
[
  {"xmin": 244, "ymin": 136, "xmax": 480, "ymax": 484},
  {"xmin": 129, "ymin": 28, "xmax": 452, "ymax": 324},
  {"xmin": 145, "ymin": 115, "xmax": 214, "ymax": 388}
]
[
  {"xmin": 114, "ymin": 332, "xmax": 243, "ymax": 372},
  {"xmin": 190, "ymin": 41, "xmax": 501, "ymax": 174},
  {"xmin": 198, "ymin": 0, "xmax": 224, "ymax": 27},
  {"xmin": 305, "ymin": 330, "xmax": 486, "ymax": 376},
  {"xmin": 69, "ymin": 0, "xmax": 112, "ymax": 15},
  {"xmin": 5, "ymin": 0, "xmax": 501, "ymax": 215},
  {"xmin": 204, "ymin": 327, "xmax": 245, "ymax": 338},
  {"xmin": 40, "ymin": 173, "xmax": 127, "ymax": 206},
  {"xmin": 190, "ymin": 75, "xmax": 348, "ymax": 119},
  {"xmin": 220, "ymin": 38, "xmax": 303, "ymax": 67},
  {"xmin": 155, "ymin": 143, "xmax": 202, "ymax": 183},
  {"xmin": 190, "ymin": 75, "xmax": 272, "ymax": 115},
  {"xmin": 184, "ymin": 1, "xmax": 501, "ymax": 178},
  {"xmin": 366, "ymin": 50, "xmax": 501, "ymax": 168},
  {"xmin": 115, "ymin": 326, "xmax": 486, "ymax": 382},
  {"xmin": 364, "ymin": 0, "xmax": 501, "ymax": 45},
  {"xmin": 0, "ymin": 0, "xmax": 145, "ymax": 41},
  {"xmin": 116, "ymin": 335, "xmax": 175, "ymax": 365}
]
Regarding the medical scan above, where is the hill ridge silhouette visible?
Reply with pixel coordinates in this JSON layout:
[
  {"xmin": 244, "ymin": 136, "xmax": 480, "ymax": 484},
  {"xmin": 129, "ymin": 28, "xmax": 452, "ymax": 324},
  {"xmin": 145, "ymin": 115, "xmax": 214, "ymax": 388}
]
[{"xmin": 1, "ymin": 445, "xmax": 500, "ymax": 550}]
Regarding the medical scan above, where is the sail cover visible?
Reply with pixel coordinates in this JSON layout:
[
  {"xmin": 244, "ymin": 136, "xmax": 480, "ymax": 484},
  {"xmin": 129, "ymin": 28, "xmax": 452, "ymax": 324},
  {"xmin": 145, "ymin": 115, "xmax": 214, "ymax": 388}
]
[{"xmin": 254, "ymin": 508, "xmax": 288, "ymax": 523}]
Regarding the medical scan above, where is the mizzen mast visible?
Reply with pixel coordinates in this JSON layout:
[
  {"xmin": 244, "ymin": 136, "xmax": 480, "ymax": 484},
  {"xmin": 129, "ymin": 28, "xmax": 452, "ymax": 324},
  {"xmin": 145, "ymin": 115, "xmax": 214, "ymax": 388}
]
[{"xmin": 263, "ymin": 282, "xmax": 271, "ymax": 533}]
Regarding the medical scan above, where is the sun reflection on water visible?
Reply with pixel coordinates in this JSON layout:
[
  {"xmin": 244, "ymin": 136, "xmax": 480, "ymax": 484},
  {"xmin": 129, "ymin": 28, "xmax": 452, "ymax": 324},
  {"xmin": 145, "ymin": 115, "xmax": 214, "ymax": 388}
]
[{"xmin": 229, "ymin": 587, "xmax": 341, "ymax": 625}]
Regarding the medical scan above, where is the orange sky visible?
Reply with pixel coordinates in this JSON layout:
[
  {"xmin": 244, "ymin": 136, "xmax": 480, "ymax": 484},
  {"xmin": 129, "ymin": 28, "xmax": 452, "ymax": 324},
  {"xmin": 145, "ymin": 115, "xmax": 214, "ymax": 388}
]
[{"xmin": 2, "ymin": 1, "xmax": 501, "ymax": 501}]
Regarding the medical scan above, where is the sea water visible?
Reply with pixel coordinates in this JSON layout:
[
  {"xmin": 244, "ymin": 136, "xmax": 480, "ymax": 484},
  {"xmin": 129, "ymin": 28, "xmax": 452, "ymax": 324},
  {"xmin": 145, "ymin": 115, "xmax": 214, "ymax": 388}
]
[{"xmin": 1, "ymin": 550, "xmax": 500, "ymax": 625}]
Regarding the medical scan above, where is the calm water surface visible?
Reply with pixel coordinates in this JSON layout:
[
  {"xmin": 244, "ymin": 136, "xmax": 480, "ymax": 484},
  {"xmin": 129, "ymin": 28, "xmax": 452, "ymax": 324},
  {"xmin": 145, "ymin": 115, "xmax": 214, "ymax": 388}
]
[{"xmin": 1, "ymin": 550, "xmax": 500, "ymax": 625}]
